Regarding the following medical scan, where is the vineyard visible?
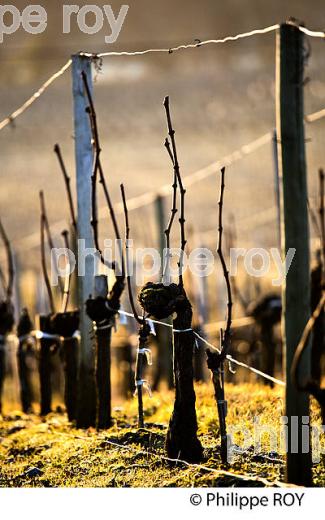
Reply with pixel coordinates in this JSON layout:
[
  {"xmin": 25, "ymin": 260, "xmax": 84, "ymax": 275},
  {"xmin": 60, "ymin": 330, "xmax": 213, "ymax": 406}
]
[
  {"xmin": 2, "ymin": 384, "xmax": 324, "ymax": 488},
  {"xmin": 0, "ymin": 18, "xmax": 325, "ymax": 490}
]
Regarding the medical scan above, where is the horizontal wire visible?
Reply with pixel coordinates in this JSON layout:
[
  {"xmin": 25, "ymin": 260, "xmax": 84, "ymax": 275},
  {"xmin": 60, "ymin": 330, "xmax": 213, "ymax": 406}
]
[
  {"xmin": 305, "ymin": 107, "xmax": 325, "ymax": 123},
  {"xmin": 102, "ymin": 437, "xmax": 285, "ymax": 487},
  {"xmin": 5, "ymin": 307, "xmax": 284, "ymax": 387},
  {"xmin": 6, "ymin": 101, "xmax": 325, "ymax": 254},
  {"xmin": 0, "ymin": 23, "xmax": 323, "ymax": 133},
  {"xmin": 9, "ymin": 131, "xmax": 273, "ymax": 253},
  {"xmin": 118, "ymin": 309, "xmax": 285, "ymax": 387},
  {"xmin": 51, "ymin": 425, "xmax": 286, "ymax": 486},
  {"xmin": 98, "ymin": 132, "xmax": 273, "ymax": 220},
  {"xmin": 6, "ymin": 307, "xmax": 283, "ymax": 386},
  {"xmin": 0, "ymin": 25, "xmax": 278, "ymax": 133},
  {"xmin": 298, "ymin": 26, "xmax": 325, "ymax": 38},
  {"xmin": 81, "ymin": 24, "xmax": 280, "ymax": 58},
  {"xmin": 0, "ymin": 59, "xmax": 72, "ymax": 132}
]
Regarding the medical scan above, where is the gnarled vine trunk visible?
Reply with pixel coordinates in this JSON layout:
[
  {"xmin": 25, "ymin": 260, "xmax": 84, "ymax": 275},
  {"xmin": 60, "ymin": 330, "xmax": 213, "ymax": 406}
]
[
  {"xmin": 0, "ymin": 301, "xmax": 15, "ymax": 414},
  {"xmin": 0, "ymin": 342, "xmax": 5, "ymax": 415},
  {"xmin": 86, "ymin": 276, "xmax": 125, "ymax": 429},
  {"xmin": 51, "ymin": 311, "xmax": 79, "ymax": 422},
  {"xmin": 139, "ymin": 282, "xmax": 203, "ymax": 463},
  {"xmin": 17, "ymin": 309, "xmax": 34, "ymax": 413},
  {"xmin": 166, "ymin": 300, "xmax": 203, "ymax": 463},
  {"xmin": 39, "ymin": 314, "xmax": 55, "ymax": 416}
]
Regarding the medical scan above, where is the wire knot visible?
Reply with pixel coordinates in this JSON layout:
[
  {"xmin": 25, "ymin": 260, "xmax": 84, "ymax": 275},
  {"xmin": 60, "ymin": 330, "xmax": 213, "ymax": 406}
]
[{"xmin": 134, "ymin": 379, "xmax": 152, "ymax": 397}]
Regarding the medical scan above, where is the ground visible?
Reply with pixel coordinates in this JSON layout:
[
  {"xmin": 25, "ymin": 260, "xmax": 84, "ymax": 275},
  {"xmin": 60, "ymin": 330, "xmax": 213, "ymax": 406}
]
[{"xmin": 0, "ymin": 383, "xmax": 324, "ymax": 488}]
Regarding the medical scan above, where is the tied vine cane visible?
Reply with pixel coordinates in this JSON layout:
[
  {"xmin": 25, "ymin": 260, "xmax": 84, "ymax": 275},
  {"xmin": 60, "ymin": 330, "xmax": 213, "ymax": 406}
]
[
  {"xmin": 206, "ymin": 167, "xmax": 233, "ymax": 464},
  {"xmin": 121, "ymin": 184, "xmax": 152, "ymax": 429}
]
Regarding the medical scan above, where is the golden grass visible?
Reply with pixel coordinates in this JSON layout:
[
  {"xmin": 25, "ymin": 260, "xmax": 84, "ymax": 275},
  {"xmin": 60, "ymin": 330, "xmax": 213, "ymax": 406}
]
[{"xmin": 0, "ymin": 383, "xmax": 324, "ymax": 487}]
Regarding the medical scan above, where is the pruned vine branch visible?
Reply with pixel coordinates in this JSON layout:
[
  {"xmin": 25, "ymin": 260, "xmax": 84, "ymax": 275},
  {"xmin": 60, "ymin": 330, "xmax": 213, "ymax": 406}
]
[
  {"xmin": 163, "ymin": 138, "xmax": 178, "ymax": 282},
  {"xmin": 39, "ymin": 191, "xmax": 56, "ymax": 253},
  {"xmin": 0, "ymin": 218, "xmax": 14, "ymax": 302},
  {"xmin": 226, "ymin": 214, "xmax": 248, "ymax": 312},
  {"xmin": 0, "ymin": 265, "xmax": 6, "ymax": 295},
  {"xmin": 291, "ymin": 168, "xmax": 325, "ymax": 413},
  {"xmin": 163, "ymin": 96, "xmax": 186, "ymax": 287},
  {"xmin": 319, "ymin": 168, "xmax": 325, "ymax": 281},
  {"xmin": 40, "ymin": 192, "xmax": 55, "ymax": 314},
  {"xmin": 217, "ymin": 167, "xmax": 233, "ymax": 361},
  {"xmin": 121, "ymin": 183, "xmax": 151, "ymax": 429},
  {"xmin": 82, "ymin": 71, "xmax": 124, "ymax": 278},
  {"xmin": 120, "ymin": 183, "xmax": 143, "ymax": 325},
  {"xmin": 61, "ymin": 230, "xmax": 71, "ymax": 313},
  {"xmin": 39, "ymin": 190, "xmax": 64, "ymax": 294},
  {"xmin": 307, "ymin": 199, "xmax": 321, "ymax": 238},
  {"xmin": 81, "ymin": 72, "xmax": 101, "ymax": 265},
  {"xmin": 205, "ymin": 167, "xmax": 233, "ymax": 464},
  {"xmin": 291, "ymin": 293, "xmax": 325, "ymax": 390},
  {"xmin": 54, "ymin": 144, "xmax": 77, "ymax": 232}
]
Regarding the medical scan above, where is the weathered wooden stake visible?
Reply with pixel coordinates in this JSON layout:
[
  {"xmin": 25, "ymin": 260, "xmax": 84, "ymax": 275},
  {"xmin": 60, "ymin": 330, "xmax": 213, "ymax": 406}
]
[
  {"xmin": 0, "ymin": 339, "xmax": 5, "ymax": 415},
  {"xmin": 272, "ymin": 129, "xmax": 281, "ymax": 248},
  {"xmin": 94, "ymin": 275, "xmax": 112, "ymax": 429},
  {"xmin": 39, "ymin": 315, "xmax": 54, "ymax": 416},
  {"xmin": 276, "ymin": 23, "xmax": 312, "ymax": 486},
  {"xmin": 62, "ymin": 335, "xmax": 79, "ymax": 421},
  {"xmin": 50, "ymin": 311, "xmax": 79, "ymax": 422},
  {"xmin": 17, "ymin": 309, "xmax": 34, "ymax": 413},
  {"xmin": 153, "ymin": 195, "xmax": 173, "ymax": 390},
  {"xmin": 72, "ymin": 54, "xmax": 97, "ymax": 428}
]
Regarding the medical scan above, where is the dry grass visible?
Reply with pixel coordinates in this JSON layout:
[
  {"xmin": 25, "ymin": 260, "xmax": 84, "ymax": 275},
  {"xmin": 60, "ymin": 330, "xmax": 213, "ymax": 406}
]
[{"xmin": 0, "ymin": 383, "xmax": 324, "ymax": 488}]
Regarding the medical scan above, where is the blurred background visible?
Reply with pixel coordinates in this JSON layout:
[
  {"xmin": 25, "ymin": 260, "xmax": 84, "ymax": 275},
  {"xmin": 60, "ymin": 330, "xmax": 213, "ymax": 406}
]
[{"xmin": 0, "ymin": 1, "xmax": 325, "ymax": 410}]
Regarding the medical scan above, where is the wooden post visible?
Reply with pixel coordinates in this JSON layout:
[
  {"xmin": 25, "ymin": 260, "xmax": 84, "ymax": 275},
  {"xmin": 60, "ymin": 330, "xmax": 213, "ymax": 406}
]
[
  {"xmin": 50, "ymin": 310, "xmax": 80, "ymax": 422},
  {"xmin": 69, "ymin": 223, "xmax": 78, "ymax": 310},
  {"xmin": 94, "ymin": 275, "xmax": 112, "ymax": 429},
  {"xmin": 153, "ymin": 195, "xmax": 173, "ymax": 390},
  {"xmin": 17, "ymin": 343, "xmax": 33, "ymax": 413},
  {"xmin": 276, "ymin": 23, "xmax": 312, "ymax": 486},
  {"xmin": 62, "ymin": 334, "xmax": 79, "ymax": 422},
  {"xmin": 72, "ymin": 54, "xmax": 97, "ymax": 428},
  {"xmin": 272, "ymin": 129, "xmax": 281, "ymax": 248},
  {"xmin": 17, "ymin": 308, "xmax": 34, "ymax": 414},
  {"xmin": 0, "ymin": 338, "xmax": 5, "ymax": 415},
  {"xmin": 39, "ymin": 315, "xmax": 53, "ymax": 416}
]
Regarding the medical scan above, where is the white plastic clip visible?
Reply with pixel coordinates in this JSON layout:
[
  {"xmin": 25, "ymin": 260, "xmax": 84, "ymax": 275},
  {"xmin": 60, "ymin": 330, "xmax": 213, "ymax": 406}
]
[
  {"xmin": 148, "ymin": 319, "xmax": 156, "ymax": 336},
  {"xmin": 34, "ymin": 331, "xmax": 61, "ymax": 341},
  {"xmin": 228, "ymin": 359, "xmax": 236, "ymax": 374},
  {"xmin": 137, "ymin": 348, "xmax": 153, "ymax": 365},
  {"xmin": 94, "ymin": 317, "xmax": 115, "ymax": 331},
  {"xmin": 119, "ymin": 309, "xmax": 128, "ymax": 325},
  {"xmin": 72, "ymin": 330, "xmax": 81, "ymax": 340},
  {"xmin": 134, "ymin": 379, "xmax": 152, "ymax": 398}
]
